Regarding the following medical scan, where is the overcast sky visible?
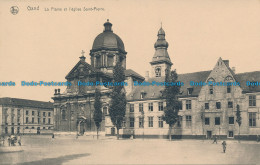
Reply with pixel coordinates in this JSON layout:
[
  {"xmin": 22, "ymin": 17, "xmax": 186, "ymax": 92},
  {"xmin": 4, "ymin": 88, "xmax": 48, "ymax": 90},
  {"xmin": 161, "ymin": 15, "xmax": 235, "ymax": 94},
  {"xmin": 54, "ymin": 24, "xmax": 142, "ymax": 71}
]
[{"xmin": 0, "ymin": 0, "xmax": 259, "ymax": 101}]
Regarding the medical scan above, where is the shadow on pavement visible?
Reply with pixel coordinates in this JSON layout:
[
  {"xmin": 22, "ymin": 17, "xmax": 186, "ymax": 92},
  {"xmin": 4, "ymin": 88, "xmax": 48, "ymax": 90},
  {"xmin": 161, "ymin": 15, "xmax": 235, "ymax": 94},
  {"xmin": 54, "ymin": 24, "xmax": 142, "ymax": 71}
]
[{"xmin": 18, "ymin": 153, "xmax": 90, "ymax": 165}]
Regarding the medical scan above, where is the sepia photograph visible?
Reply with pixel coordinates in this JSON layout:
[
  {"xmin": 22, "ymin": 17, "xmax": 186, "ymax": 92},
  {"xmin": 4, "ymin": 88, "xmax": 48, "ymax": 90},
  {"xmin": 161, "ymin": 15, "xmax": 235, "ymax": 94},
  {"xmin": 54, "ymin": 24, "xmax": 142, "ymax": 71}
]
[{"xmin": 0, "ymin": 0, "xmax": 260, "ymax": 164}]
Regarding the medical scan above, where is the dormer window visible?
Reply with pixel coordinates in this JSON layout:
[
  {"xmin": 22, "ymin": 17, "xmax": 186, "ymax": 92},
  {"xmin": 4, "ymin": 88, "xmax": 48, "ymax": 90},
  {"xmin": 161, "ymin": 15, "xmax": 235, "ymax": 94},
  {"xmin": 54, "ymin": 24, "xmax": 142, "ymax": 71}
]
[
  {"xmin": 155, "ymin": 67, "xmax": 161, "ymax": 77},
  {"xmin": 187, "ymin": 88, "xmax": 193, "ymax": 95},
  {"xmin": 140, "ymin": 91, "xmax": 146, "ymax": 99}
]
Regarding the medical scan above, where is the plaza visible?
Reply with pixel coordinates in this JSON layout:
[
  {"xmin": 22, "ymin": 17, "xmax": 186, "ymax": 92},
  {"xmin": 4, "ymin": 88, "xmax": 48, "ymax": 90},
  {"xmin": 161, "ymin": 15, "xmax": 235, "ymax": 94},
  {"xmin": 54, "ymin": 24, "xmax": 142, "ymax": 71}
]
[{"xmin": 0, "ymin": 135, "xmax": 259, "ymax": 165}]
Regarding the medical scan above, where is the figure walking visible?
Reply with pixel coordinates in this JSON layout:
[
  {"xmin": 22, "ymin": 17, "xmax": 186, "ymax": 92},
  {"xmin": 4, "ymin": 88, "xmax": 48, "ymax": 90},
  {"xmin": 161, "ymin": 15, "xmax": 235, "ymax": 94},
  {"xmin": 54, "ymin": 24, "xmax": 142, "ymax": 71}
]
[
  {"xmin": 222, "ymin": 141, "xmax": 227, "ymax": 153},
  {"xmin": 212, "ymin": 135, "xmax": 217, "ymax": 144},
  {"xmin": 17, "ymin": 135, "xmax": 21, "ymax": 146}
]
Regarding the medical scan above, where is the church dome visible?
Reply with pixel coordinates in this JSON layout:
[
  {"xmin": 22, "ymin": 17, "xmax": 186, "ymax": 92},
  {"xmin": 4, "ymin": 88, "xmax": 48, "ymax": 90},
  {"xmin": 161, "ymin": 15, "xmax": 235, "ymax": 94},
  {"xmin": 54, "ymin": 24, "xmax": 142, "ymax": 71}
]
[{"xmin": 91, "ymin": 20, "xmax": 126, "ymax": 53}]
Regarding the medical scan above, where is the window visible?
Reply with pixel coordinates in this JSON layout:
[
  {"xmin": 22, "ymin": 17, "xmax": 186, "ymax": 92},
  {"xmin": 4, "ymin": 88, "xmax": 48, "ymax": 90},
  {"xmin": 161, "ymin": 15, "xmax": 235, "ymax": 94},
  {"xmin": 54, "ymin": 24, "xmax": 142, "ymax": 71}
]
[
  {"xmin": 158, "ymin": 116, "xmax": 163, "ymax": 128},
  {"xmin": 179, "ymin": 102, "xmax": 183, "ymax": 110},
  {"xmin": 177, "ymin": 116, "xmax": 182, "ymax": 127},
  {"xmin": 17, "ymin": 117, "xmax": 20, "ymax": 123},
  {"xmin": 43, "ymin": 118, "xmax": 46, "ymax": 124},
  {"xmin": 148, "ymin": 103, "xmax": 153, "ymax": 111},
  {"xmin": 43, "ymin": 112, "xmax": 46, "ymax": 117},
  {"xmin": 130, "ymin": 104, "xmax": 134, "ymax": 112},
  {"xmin": 17, "ymin": 127, "xmax": 20, "ymax": 134},
  {"xmin": 249, "ymin": 112, "xmax": 256, "ymax": 127},
  {"xmin": 107, "ymin": 56, "xmax": 114, "ymax": 67},
  {"xmin": 17, "ymin": 109, "xmax": 21, "ymax": 115},
  {"xmin": 229, "ymin": 117, "xmax": 234, "ymax": 124},
  {"xmin": 227, "ymin": 86, "xmax": 231, "ymax": 93},
  {"xmin": 205, "ymin": 103, "xmax": 209, "ymax": 110},
  {"xmin": 5, "ymin": 127, "xmax": 8, "ymax": 134},
  {"xmin": 155, "ymin": 67, "xmax": 161, "ymax": 77},
  {"xmin": 38, "ymin": 111, "xmax": 40, "ymax": 116},
  {"xmin": 48, "ymin": 118, "xmax": 51, "ymax": 124},
  {"xmin": 48, "ymin": 112, "xmax": 51, "ymax": 117},
  {"xmin": 103, "ymin": 107, "xmax": 108, "ymax": 115},
  {"xmin": 43, "ymin": 127, "xmax": 46, "ymax": 130},
  {"xmin": 139, "ymin": 117, "xmax": 144, "ymax": 128},
  {"xmin": 26, "ymin": 117, "xmax": 29, "ymax": 123},
  {"xmin": 32, "ymin": 117, "xmax": 34, "ymax": 124},
  {"xmin": 187, "ymin": 88, "xmax": 193, "ymax": 95},
  {"xmin": 205, "ymin": 117, "xmax": 210, "ymax": 125},
  {"xmin": 216, "ymin": 102, "xmax": 221, "ymax": 109},
  {"xmin": 61, "ymin": 110, "xmax": 66, "ymax": 120},
  {"xmin": 249, "ymin": 95, "xmax": 256, "ymax": 107},
  {"xmin": 26, "ymin": 110, "xmax": 29, "ymax": 115},
  {"xmin": 31, "ymin": 127, "xmax": 35, "ymax": 129},
  {"xmin": 129, "ymin": 117, "xmax": 135, "ymax": 128},
  {"xmin": 158, "ymin": 102, "xmax": 163, "ymax": 111},
  {"xmin": 209, "ymin": 85, "xmax": 213, "ymax": 94},
  {"xmin": 140, "ymin": 92, "xmax": 146, "ymax": 99},
  {"xmin": 186, "ymin": 100, "xmax": 191, "ymax": 110},
  {"xmin": 122, "ymin": 118, "xmax": 126, "ymax": 128},
  {"xmin": 32, "ymin": 111, "xmax": 35, "ymax": 116},
  {"xmin": 48, "ymin": 127, "xmax": 52, "ymax": 130},
  {"xmin": 215, "ymin": 117, "xmax": 220, "ymax": 125},
  {"xmin": 38, "ymin": 118, "xmax": 40, "ymax": 124},
  {"xmin": 228, "ymin": 101, "xmax": 233, "ymax": 108},
  {"xmin": 186, "ymin": 116, "xmax": 192, "ymax": 127},
  {"xmin": 139, "ymin": 103, "xmax": 143, "ymax": 112},
  {"xmin": 148, "ymin": 117, "xmax": 153, "ymax": 127},
  {"xmin": 228, "ymin": 131, "xmax": 234, "ymax": 137}
]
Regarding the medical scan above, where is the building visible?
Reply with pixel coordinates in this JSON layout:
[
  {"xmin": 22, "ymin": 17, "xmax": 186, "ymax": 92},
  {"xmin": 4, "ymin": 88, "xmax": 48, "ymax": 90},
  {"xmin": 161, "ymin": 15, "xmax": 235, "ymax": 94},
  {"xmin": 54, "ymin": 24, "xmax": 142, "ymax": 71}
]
[
  {"xmin": 53, "ymin": 20, "xmax": 260, "ymax": 140},
  {"xmin": 0, "ymin": 97, "xmax": 54, "ymax": 135},
  {"xmin": 52, "ymin": 20, "xmax": 144, "ymax": 135},
  {"xmin": 124, "ymin": 28, "xmax": 260, "ymax": 140}
]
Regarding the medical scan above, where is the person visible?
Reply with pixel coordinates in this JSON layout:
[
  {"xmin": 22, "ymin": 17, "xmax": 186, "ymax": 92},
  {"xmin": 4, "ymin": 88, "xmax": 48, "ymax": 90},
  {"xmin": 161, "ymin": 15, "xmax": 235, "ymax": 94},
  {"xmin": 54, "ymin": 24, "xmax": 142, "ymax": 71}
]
[
  {"xmin": 222, "ymin": 141, "xmax": 227, "ymax": 153},
  {"xmin": 17, "ymin": 135, "xmax": 21, "ymax": 146},
  {"xmin": 8, "ymin": 136, "xmax": 11, "ymax": 146},
  {"xmin": 213, "ymin": 135, "xmax": 217, "ymax": 144},
  {"xmin": 52, "ymin": 133, "xmax": 55, "ymax": 139}
]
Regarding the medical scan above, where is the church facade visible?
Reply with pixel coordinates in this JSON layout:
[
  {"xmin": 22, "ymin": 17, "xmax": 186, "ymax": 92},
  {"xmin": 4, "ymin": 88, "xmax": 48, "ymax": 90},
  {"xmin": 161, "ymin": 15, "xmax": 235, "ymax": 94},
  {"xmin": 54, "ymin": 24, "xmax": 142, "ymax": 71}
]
[{"xmin": 53, "ymin": 20, "xmax": 260, "ymax": 140}]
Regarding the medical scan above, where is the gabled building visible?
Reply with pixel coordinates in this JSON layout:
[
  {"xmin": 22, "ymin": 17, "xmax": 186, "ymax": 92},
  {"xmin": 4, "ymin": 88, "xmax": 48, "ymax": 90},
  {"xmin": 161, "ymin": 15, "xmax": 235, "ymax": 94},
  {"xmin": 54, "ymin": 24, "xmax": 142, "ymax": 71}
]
[{"xmin": 123, "ymin": 28, "xmax": 260, "ymax": 140}]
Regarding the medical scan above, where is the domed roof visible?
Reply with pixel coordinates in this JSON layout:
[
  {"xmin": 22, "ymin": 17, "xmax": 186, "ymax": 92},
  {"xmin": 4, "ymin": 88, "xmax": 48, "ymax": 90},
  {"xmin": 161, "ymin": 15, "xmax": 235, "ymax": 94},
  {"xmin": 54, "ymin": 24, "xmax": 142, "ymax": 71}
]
[{"xmin": 91, "ymin": 20, "xmax": 126, "ymax": 53}]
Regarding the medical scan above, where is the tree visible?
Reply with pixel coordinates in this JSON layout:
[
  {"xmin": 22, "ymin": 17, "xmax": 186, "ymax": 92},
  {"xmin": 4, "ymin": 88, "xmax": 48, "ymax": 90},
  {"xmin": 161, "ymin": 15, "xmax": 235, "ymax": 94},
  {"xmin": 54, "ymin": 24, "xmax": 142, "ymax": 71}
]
[
  {"xmin": 162, "ymin": 69, "xmax": 181, "ymax": 141},
  {"xmin": 109, "ymin": 61, "xmax": 127, "ymax": 140},
  {"xmin": 94, "ymin": 88, "xmax": 103, "ymax": 139},
  {"xmin": 236, "ymin": 104, "xmax": 242, "ymax": 142}
]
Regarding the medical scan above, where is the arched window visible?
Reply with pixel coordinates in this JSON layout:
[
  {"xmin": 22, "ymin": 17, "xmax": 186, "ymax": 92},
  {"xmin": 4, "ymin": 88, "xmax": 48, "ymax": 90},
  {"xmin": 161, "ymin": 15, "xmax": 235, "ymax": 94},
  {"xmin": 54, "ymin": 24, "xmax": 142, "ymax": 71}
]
[
  {"xmin": 207, "ymin": 78, "xmax": 215, "ymax": 94},
  {"xmin": 61, "ymin": 110, "xmax": 66, "ymax": 120},
  {"xmin": 103, "ymin": 107, "xmax": 108, "ymax": 115},
  {"xmin": 155, "ymin": 67, "xmax": 161, "ymax": 77}
]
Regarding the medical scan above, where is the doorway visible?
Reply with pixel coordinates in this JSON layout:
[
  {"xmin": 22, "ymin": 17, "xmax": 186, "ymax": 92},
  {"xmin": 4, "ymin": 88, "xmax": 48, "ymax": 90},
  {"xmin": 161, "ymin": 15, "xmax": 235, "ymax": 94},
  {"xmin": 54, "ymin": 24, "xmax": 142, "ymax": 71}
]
[
  {"xmin": 111, "ymin": 127, "xmax": 115, "ymax": 136},
  {"xmin": 207, "ymin": 131, "xmax": 212, "ymax": 139}
]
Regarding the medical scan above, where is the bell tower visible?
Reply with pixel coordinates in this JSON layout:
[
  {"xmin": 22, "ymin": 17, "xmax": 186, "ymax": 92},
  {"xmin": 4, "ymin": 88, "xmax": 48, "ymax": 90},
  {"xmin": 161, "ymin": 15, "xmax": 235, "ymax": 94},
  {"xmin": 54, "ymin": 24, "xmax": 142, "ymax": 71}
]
[{"xmin": 150, "ymin": 26, "xmax": 172, "ymax": 78}]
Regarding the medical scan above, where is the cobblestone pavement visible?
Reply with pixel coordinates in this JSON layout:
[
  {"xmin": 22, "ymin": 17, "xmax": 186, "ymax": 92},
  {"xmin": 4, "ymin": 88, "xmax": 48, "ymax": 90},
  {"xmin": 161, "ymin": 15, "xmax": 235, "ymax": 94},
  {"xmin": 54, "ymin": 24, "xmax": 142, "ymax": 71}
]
[{"xmin": 0, "ymin": 135, "xmax": 259, "ymax": 165}]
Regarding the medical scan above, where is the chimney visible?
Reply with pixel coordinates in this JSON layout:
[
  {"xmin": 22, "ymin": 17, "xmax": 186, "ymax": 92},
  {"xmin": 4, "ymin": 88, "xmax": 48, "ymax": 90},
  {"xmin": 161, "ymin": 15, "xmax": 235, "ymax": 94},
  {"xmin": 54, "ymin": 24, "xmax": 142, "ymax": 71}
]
[
  {"xmin": 54, "ymin": 89, "xmax": 57, "ymax": 95},
  {"xmin": 57, "ymin": 88, "xmax": 60, "ymax": 94},
  {"xmin": 145, "ymin": 71, "xmax": 149, "ymax": 80},
  {"xmin": 223, "ymin": 60, "xmax": 229, "ymax": 67},
  {"xmin": 232, "ymin": 67, "xmax": 236, "ymax": 73}
]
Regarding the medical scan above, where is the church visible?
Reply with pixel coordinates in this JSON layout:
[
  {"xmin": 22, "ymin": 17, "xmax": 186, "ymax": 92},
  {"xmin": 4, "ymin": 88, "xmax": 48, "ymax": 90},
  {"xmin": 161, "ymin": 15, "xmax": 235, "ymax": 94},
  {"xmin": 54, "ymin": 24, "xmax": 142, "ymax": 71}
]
[{"xmin": 53, "ymin": 20, "xmax": 260, "ymax": 140}]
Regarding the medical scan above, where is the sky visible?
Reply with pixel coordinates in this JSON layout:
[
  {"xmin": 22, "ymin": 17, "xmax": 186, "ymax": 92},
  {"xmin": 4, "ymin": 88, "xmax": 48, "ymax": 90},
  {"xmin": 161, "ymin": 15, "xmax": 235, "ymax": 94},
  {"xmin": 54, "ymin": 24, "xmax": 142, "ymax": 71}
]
[{"xmin": 0, "ymin": 0, "xmax": 260, "ymax": 101}]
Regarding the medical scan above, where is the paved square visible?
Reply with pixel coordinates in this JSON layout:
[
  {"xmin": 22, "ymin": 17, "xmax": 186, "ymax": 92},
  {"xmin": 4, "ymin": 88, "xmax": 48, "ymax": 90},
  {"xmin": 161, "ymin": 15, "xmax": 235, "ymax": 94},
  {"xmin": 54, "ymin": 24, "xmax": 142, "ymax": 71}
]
[{"xmin": 0, "ymin": 135, "xmax": 259, "ymax": 165}]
